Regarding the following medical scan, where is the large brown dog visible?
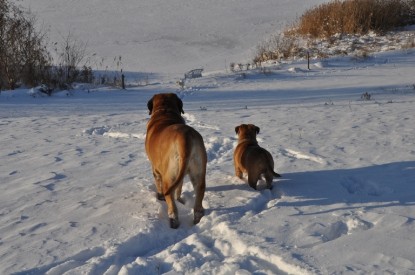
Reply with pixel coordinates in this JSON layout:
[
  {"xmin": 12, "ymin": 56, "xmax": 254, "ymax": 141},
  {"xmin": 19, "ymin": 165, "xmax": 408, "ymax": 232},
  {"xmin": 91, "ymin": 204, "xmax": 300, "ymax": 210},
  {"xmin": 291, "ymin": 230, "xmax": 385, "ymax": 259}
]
[
  {"xmin": 145, "ymin": 93, "xmax": 207, "ymax": 228},
  {"xmin": 234, "ymin": 124, "xmax": 281, "ymax": 190}
]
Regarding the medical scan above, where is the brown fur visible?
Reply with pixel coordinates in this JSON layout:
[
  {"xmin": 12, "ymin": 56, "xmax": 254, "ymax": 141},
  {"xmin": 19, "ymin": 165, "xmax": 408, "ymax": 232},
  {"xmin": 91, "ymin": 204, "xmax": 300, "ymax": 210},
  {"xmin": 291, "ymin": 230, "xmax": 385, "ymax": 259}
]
[
  {"xmin": 234, "ymin": 124, "xmax": 281, "ymax": 190},
  {"xmin": 145, "ymin": 93, "xmax": 207, "ymax": 228}
]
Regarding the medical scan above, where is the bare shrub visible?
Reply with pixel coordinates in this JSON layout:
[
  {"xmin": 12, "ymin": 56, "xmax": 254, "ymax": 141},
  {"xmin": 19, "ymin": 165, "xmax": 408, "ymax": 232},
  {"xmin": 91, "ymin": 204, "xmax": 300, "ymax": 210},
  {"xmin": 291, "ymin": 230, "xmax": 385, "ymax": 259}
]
[
  {"xmin": 230, "ymin": 62, "xmax": 236, "ymax": 72},
  {"xmin": 254, "ymin": 34, "xmax": 302, "ymax": 63},
  {"xmin": 361, "ymin": 92, "xmax": 372, "ymax": 100},
  {"xmin": 48, "ymin": 32, "xmax": 90, "ymax": 89},
  {"xmin": 176, "ymin": 79, "xmax": 185, "ymax": 89},
  {"xmin": 0, "ymin": 0, "xmax": 51, "ymax": 90},
  {"xmin": 0, "ymin": 1, "xmax": 94, "ymax": 91}
]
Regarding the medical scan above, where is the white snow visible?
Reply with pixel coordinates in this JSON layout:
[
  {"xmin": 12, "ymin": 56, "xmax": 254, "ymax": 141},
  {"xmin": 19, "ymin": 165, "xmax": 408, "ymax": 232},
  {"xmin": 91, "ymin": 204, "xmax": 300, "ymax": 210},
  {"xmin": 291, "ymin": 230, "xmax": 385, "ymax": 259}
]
[
  {"xmin": 2, "ymin": 0, "xmax": 415, "ymax": 274},
  {"xmin": 14, "ymin": 0, "xmax": 329, "ymax": 75}
]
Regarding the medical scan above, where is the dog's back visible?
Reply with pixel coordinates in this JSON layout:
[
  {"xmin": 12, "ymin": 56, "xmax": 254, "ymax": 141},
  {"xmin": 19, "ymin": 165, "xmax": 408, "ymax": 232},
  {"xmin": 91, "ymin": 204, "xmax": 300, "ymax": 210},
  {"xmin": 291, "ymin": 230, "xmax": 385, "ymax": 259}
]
[{"xmin": 148, "ymin": 124, "xmax": 206, "ymax": 195}]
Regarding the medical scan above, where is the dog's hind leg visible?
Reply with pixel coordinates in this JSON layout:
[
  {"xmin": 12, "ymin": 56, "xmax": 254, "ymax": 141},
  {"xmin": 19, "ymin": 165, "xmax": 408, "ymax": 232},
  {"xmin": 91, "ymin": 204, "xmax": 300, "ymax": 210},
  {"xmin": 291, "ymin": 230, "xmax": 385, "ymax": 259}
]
[
  {"xmin": 264, "ymin": 171, "xmax": 274, "ymax": 190},
  {"xmin": 153, "ymin": 170, "xmax": 165, "ymax": 201},
  {"xmin": 235, "ymin": 165, "xmax": 243, "ymax": 179},
  {"xmin": 175, "ymin": 180, "xmax": 185, "ymax": 204},
  {"xmin": 189, "ymin": 173, "xmax": 206, "ymax": 225},
  {"xmin": 164, "ymin": 192, "xmax": 180, "ymax": 229},
  {"xmin": 247, "ymin": 173, "xmax": 258, "ymax": 190}
]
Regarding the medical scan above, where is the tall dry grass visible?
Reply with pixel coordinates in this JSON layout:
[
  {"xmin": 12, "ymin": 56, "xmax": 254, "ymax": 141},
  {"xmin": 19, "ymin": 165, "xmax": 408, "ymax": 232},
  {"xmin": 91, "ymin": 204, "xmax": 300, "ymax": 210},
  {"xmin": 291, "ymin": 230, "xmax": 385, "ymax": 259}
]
[
  {"xmin": 253, "ymin": 34, "xmax": 301, "ymax": 63},
  {"xmin": 253, "ymin": 0, "xmax": 415, "ymax": 64},
  {"xmin": 293, "ymin": 0, "xmax": 414, "ymax": 38}
]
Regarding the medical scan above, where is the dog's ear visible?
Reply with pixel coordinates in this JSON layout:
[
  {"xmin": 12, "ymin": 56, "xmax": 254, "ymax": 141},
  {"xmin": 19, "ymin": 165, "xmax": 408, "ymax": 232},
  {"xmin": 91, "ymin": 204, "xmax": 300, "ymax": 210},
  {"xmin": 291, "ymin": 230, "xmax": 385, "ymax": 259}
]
[
  {"xmin": 175, "ymin": 94, "xmax": 184, "ymax": 114},
  {"xmin": 147, "ymin": 96, "xmax": 154, "ymax": 115},
  {"xmin": 255, "ymin": 126, "xmax": 260, "ymax": 134},
  {"xmin": 235, "ymin": 126, "xmax": 240, "ymax": 135}
]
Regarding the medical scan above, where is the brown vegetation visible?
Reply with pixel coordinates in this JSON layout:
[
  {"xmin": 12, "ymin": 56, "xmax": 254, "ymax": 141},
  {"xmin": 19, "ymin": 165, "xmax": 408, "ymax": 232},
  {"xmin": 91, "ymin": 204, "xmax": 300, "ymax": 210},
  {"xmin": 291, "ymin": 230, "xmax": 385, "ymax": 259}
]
[
  {"xmin": 253, "ymin": 0, "xmax": 415, "ymax": 64},
  {"xmin": 294, "ymin": 0, "xmax": 414, "ymax": 39}
]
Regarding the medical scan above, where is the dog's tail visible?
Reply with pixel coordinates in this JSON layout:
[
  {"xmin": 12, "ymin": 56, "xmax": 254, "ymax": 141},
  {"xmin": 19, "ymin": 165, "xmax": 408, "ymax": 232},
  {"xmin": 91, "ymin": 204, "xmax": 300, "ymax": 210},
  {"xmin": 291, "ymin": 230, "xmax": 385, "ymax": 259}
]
[
  {"xmin": 269, "ymin": 163, "xmax": 281, "ymax": 178},
  {"xmin": 273, "ymin": 170, "xmax": 281, "ymax": 178},
  {"xmin": 163, "ymin": 135, "xmax": 191, "ymax": 197},
  {"xmin": 163, "ymin": 158, "xmax": 188, "ymax": 197}
]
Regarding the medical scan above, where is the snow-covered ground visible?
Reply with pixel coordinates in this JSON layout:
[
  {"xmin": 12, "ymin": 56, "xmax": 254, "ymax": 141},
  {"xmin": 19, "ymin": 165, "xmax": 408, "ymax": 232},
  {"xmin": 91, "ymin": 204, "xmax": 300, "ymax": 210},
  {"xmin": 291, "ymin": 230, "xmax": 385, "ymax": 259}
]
[
  {"xmin": 14, "ymin": 0, "xmax": 328, "ymax": 75},
  {"xmin": 2, "ymin": 0, "xmax": 415, "ymax": 274},
  {"xmin": 2, "ymin": 48, "xmax": 415, "ymax": 274}
]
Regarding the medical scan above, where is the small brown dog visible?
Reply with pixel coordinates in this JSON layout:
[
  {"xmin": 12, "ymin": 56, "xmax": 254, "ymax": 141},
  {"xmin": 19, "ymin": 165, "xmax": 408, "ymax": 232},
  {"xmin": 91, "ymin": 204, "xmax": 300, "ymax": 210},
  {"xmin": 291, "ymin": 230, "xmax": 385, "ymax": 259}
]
[
  {"xmin": 146, "ymin": 93, "xmax": 207, "ymax": 228},
  {"xmin": 234, "ymin": 124, "xmax": 281, "ymax": 190}
]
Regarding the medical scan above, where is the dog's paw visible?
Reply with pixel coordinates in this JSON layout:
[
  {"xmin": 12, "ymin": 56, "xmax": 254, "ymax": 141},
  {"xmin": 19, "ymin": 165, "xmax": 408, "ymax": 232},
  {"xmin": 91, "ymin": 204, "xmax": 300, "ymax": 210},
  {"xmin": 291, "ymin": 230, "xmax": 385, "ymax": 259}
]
[
  {"xmin": 170, "ymin": 218, "xmax": 180, "ymax": 229},
  {"xmin": 156, "ymin": 192, "xmax": 165, "ymax": 201},
  {"xmin": 248, "ymin": 183, "xmax": 258, "ymax": 190},
  {"xmin": 193, "ymin": 209, "xmax": 205, "ymax": 225}
]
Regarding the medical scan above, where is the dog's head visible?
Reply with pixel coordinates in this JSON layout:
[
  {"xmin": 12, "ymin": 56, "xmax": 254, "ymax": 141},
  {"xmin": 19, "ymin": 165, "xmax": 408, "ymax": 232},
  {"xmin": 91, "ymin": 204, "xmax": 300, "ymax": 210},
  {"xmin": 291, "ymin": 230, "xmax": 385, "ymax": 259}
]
[
  {"xmin": 235, "ymin": 124, "xmax": 260, "ymax": 142},
  {"xmin": 147, "ymin": 93, "xmax": 184, "ymax": 115}
]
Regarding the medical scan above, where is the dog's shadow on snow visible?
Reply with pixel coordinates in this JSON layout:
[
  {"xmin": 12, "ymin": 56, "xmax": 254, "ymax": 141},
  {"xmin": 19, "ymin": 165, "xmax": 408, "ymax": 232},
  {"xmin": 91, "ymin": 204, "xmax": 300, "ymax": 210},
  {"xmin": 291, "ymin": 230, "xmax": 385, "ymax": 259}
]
[
  {"xmin": 206, "ymin": 183, "xmax": 249, "ymax": 192},
  {"xmin": 276, "ymin": 160, "xmax": 415, "ymax": 215},
  {"xmin": 204, "ymin": 161, "xmax": 415, "ymax": 217}
]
